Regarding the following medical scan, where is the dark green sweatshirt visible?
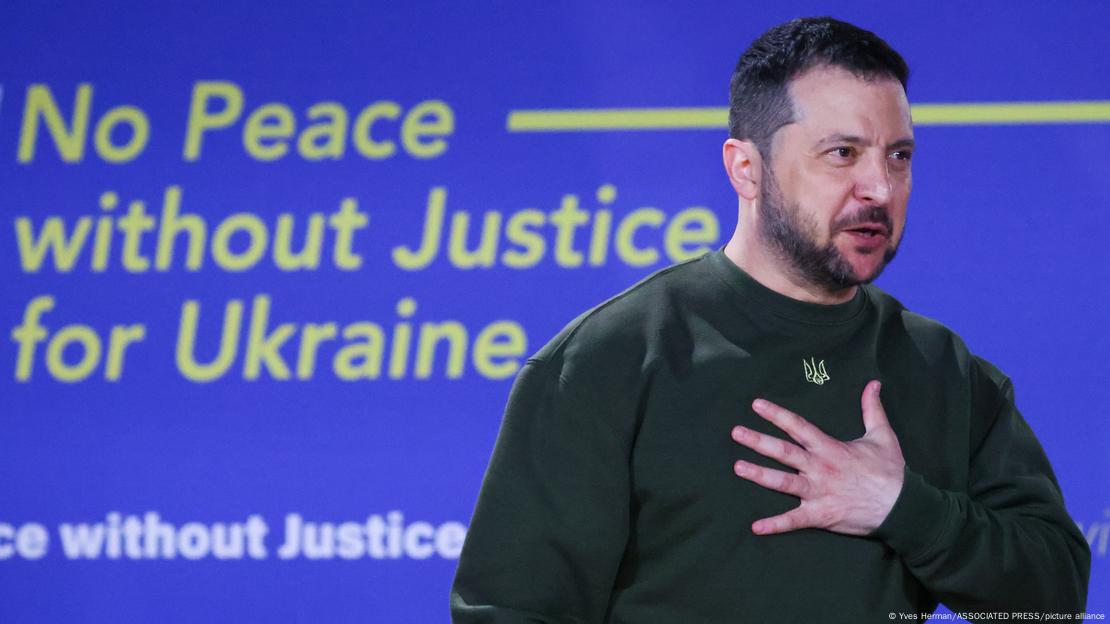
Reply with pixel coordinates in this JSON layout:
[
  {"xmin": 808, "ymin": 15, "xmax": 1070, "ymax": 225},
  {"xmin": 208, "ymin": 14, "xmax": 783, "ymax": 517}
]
[{"xmin": 451, "ymin": 250, "xmax": 1090, "ymax": 622}]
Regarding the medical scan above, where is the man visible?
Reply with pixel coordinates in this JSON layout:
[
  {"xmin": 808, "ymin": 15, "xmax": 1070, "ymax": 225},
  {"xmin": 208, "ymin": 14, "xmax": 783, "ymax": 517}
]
[{"xmin": 451, "ymin": 17, "xmax": 1090, "ymax": 622}]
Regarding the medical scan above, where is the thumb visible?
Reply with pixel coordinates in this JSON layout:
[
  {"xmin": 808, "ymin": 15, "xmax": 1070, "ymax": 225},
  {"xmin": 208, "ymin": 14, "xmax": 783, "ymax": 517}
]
[{"xmin": 860, "ymin": 380, "xmax": 890, "ymax": 434}]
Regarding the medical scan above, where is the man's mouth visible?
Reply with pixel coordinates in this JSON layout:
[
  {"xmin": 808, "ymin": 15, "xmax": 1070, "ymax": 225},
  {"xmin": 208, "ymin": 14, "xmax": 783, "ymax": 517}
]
[{"xmin": 843, "ymin": 224, "xmax": 889, "ymax": 238}]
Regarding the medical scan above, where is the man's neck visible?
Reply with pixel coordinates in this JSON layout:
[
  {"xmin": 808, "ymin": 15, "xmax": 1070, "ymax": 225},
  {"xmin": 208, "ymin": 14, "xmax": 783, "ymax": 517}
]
[{"xmin": 723, "ymin": 235, "xmax": 858, "ymax": 305}]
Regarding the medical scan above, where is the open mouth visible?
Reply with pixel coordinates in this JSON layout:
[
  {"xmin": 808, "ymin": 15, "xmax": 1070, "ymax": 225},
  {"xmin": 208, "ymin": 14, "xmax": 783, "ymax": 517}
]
[{"xmin": 844, "ymin": 225, "xmax": 888, "ymax": 238}]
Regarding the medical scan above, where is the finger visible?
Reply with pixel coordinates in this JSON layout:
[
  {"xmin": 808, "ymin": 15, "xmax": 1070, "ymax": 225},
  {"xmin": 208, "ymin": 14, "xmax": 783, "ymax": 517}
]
[
  {"xmin": 731, "ymin": 425, "xmax": 809, "ymax": 470},
  {"xmin": 751, "ymin": 507, "xmax": 811, "ymax": 535},
  {"xmin": 751, "ymin": 399, "xmax": 830, "ymax": 451},
  {"xmin": 733, "ymin": 459, "xmax": 810, "ymax": 497},
  {"xmin": 860, "ymin": 380, "xmax": 890, "ymax": 434}
]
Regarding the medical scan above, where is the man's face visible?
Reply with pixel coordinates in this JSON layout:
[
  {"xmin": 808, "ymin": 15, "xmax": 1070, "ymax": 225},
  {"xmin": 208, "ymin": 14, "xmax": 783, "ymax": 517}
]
[{"xmin": 758, "ymin": 65, "xmax": 914, "ymax": 290}]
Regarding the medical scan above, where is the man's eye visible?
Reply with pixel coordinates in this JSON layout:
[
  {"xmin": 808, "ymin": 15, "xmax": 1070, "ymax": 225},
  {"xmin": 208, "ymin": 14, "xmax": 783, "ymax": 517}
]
[
  {"xmin": 891, "ymin": 150, "xmax": 913, "ymax": 161},
  {"xmin": 830, "ymin": 146, "xmax": 854, "ymax": 158}
]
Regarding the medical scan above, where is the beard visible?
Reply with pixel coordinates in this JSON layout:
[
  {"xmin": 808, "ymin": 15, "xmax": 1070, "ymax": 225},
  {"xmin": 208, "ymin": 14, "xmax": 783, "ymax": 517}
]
[{"xmin": 757, "ymin": 163, "xmax": 899, "ymax": 291}]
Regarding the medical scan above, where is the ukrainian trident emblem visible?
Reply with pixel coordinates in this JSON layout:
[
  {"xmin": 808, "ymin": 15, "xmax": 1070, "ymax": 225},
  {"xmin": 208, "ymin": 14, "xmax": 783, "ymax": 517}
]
[{"xmin": 803, "ymin": 358, "xmax": 830, "ymax": 385}]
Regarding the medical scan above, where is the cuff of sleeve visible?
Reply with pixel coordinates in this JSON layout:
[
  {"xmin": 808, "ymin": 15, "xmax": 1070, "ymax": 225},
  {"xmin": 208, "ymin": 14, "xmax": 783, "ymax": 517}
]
[{"xmin": 871, "ymin": 467, "xmax": 951, "ymax": 561}]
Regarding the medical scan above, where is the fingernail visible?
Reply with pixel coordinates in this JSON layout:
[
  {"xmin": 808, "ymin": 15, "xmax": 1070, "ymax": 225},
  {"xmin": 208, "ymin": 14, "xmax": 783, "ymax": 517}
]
[
  {"xmin": 875, "ymin": 381, "xmax": 882, "ymax": 395},
  {"xmin": 734, "ymin": 460, "xmax": 748, "ymax": 475},
  {"xmin": 752, "ymin": 399, "xmax": 766, "ymax": 410},
  {"xmin": 752, "ymin": 520, "xmax": 764, "ymax": 534}
]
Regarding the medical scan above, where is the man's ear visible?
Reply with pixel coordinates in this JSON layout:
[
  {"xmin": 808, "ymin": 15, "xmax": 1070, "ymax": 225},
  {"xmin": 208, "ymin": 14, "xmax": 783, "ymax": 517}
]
[{"xmin": 723, "ymin": 138, "xmax": 762, "ymax": 201}]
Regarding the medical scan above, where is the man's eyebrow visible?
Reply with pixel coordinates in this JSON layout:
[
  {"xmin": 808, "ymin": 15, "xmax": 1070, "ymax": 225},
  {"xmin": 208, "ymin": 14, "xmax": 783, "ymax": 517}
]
[
  {"xmin": 815, "ymin": 133, "xmax": 865, "ymax": 147},
  {"xmin": 814, "ymin": 134, "xmax": 916, "ymax": 150}
]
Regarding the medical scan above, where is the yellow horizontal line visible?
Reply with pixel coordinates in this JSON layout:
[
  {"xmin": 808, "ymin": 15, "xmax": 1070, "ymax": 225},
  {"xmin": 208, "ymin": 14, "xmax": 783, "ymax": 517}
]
[
  {"xmin": 506, "ymin": 107, "xmax": 725, "ymax": 131},
  {"xmin": 506, "ymin": 101, "xmax": 1110, "ymax": 131},
  {"xmin": 912, "ymin": 101, "xmax": 1110, "ymax": 124}
]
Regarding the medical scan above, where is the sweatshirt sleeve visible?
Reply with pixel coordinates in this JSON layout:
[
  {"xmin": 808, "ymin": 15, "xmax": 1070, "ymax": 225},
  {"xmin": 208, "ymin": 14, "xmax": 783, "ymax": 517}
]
[
  {"xmin": 450, "ymin": 358, "xmax": 634, "ymax": 623},
  {"xmin": 872, "ymin": 356, "xmax": 1091, "ymax": 614}
]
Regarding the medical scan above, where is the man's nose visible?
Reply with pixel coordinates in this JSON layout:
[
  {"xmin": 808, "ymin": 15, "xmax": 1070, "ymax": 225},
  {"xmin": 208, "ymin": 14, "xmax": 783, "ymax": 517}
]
[{"xmin": 854, "ymin": 154, "xmax": 893, "ymax": 205}]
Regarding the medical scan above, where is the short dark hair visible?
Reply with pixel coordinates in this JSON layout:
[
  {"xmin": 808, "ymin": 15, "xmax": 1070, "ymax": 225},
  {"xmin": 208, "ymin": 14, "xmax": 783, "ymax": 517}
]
[{"xmin": 728, "ymin": 17, "xmax": 909, "ymax": 159}]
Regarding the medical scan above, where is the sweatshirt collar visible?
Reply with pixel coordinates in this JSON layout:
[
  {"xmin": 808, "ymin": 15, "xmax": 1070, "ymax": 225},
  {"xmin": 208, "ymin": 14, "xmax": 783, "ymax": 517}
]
[{"xmin": 707, "ymin": 249, "xmax": 867, "ymax": 326}]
